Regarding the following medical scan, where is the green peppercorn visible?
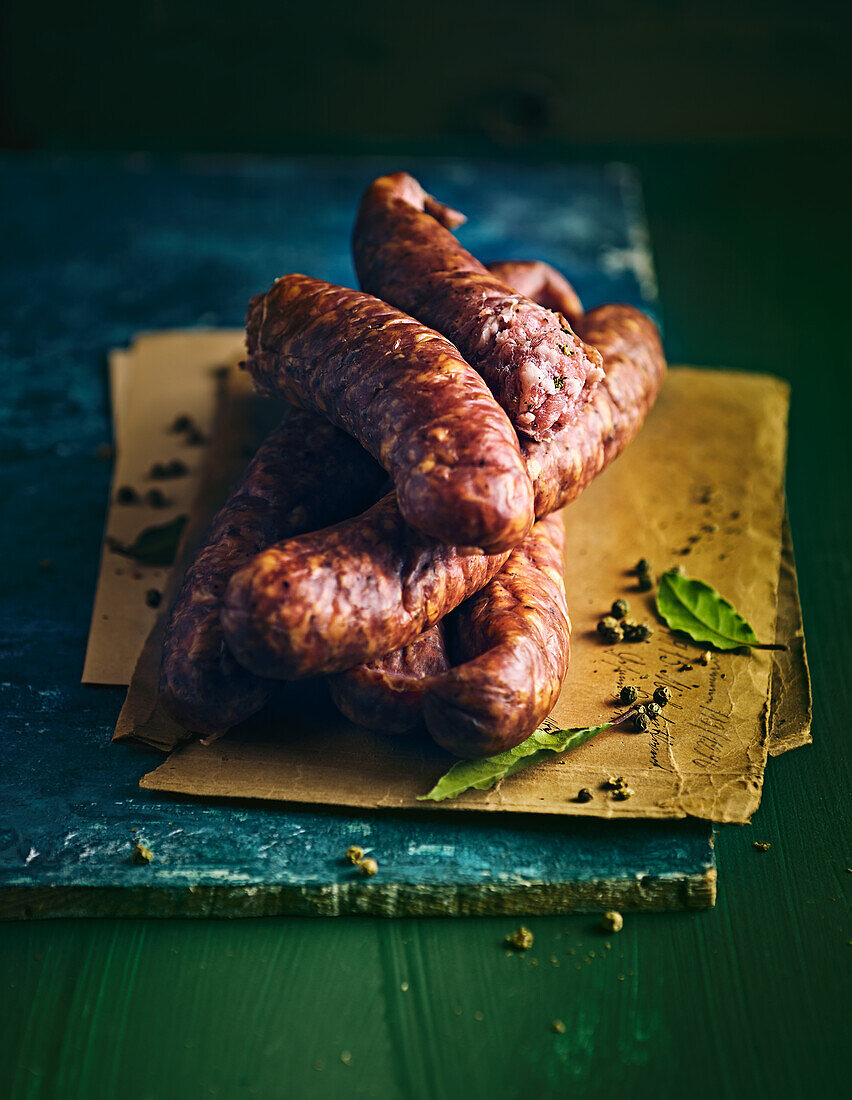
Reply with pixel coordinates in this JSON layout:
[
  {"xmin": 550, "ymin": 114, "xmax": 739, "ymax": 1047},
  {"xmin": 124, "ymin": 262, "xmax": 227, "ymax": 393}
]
[
  {"xmin": 619, "ymin": 685, "xmax": 638, "ymax": 704},
  {"xmin": 601, "ymin": 623, "xmax": 624, "ymax": 644},
  {"xmin": 624, "ymin": 622, "xmax": 653, "ymax": 642},
  {"xmin": 611, "ymin": 598, "xmax": 629, "ymax": 619},
  {"xmin": 646, "ymin": 702, "xmax": 661, "ymax": 718},
  {"xmin": 653, "ymin": 686, "xmax": 672, "ymax": 706}
]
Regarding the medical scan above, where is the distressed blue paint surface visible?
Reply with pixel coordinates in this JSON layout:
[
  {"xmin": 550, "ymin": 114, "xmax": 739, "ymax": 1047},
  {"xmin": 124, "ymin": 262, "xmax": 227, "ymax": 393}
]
[{"xmin": 0, "ymin": 154, "xmax": 710, "ymax": 910}]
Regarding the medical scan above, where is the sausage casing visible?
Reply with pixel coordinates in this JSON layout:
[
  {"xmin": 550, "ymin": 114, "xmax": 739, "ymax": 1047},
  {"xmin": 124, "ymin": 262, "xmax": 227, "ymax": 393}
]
[
  {"xmin": 353, "ymin": 174, "xmax": 604, "ymax": 440},
  {"xmin": 331, "ymin": 513, "xmax": 570, "ymax": 758},
  {"xmin": 245, "ymin": 273, "xmax": 534, "ymax": 553},
  {"xmin": 222, "ymin": 302, "xmax": 664, "ymax": 683},
  {"xmin": 159, "ymin": 410, "xmax": 386, "ymax": 733}
]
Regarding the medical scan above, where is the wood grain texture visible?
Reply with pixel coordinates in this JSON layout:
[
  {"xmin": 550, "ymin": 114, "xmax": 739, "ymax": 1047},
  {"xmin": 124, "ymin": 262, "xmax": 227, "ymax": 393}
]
[{"xmin": 0, "ymin": 149, "xmax": 846, "ymax": 1098}]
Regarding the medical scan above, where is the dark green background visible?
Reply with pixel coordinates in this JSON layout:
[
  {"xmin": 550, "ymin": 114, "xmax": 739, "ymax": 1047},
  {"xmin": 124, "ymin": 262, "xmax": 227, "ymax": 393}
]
[{"xmin": 1, "ymin": 2, "xmax": 850, "ymax": 1097}]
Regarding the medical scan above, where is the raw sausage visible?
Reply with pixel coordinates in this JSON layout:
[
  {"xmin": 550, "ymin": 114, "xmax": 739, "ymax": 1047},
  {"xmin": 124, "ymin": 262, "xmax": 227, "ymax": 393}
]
[
  {"xmin": 331, "ymin": 513, "xmax": 570, "ymax": 758},
  {"xmin": 327, "ymin": 623, "xmax": 449, "ymax": 735},
  {"xmin": 353, "ymin": 173, "xmax": 604, "ymax": 440},
  {"xmin": 221, "ymin": 492, "xmax": 511, "ymax": 680},
  {"xmin": 245, "ymin": 273, "xmax": 534, "ymax": 553},
  {"xmin": 159, "ymin": 410, "xmax": 386, "ymax": 733},
  {"xmin": 222, "ymin": 302, "xmax": 664, "ymax": 682}
]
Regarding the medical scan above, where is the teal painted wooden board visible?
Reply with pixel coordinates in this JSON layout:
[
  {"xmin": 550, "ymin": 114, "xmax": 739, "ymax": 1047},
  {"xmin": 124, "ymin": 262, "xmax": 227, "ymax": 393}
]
[{"xmin": 0, "ymin": 154, "xmax": 715, "ymax": 916}]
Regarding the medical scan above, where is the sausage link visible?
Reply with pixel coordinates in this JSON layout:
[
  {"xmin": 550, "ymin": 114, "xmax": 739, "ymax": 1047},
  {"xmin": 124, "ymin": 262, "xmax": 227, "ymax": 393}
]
[
  {"xmin": 221, "ymin": 492, "xmax": 511, "ymax": 680},
  {"xmin": 353, "ymin": 173, "xmax": 604, "ymax": 440},
  {"xmin": 327, "ymin": 623, "xmax": 449, "ymax": 734},
  {"xmin": 159, "ymin": 410, "xmax": 386, "ymax": 733},
  {"xmin": 330, "ymin": 513, "xmax": 569, "ymax": 757},
  {"xmin": 245, "ymin": 274, "xmax": 534, "ymax": 553},
  {"xmin": 222, "ymin": 301, "xmax": 664, "ymax": 682},
  {"xmin": 485, "ymin": 261, "xmax": 583, "ymax": 325}
]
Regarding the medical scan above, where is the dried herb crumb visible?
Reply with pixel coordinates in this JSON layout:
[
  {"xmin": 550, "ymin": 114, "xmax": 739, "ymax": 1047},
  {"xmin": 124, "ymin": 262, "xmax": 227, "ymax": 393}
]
[
  {"xmin": 753, "ymin": 841, "xmax": 771, "ymax": 852},
  {"xmin": 506, "ymin": 926, "xmax": 534, "ymax": 951},
  {"xmin": 132, "ymin": 843, "xmax": 153, "ymax": 865},
  {"xmin": 474, "ymin": 1011, "xmax": 484, "ymax": 1021},
  {"xmin": 400, "ymin": 981, "xmax": 409, "ymax": 992},
  {"xmin": 340, "ymin": 1051, "xmax": 352, "ymax": 1066},
  {"xmin": 698, "ymin": 651, "xmax": 712, "ymax": 665},
  {"xmin": 551, "ymin": 1019, "xmax": 566, "ymax": 1034},
  {"xmin": 344, "ymin": 845, "xmax": 364, "ymax": 865},
  {"xmin": 612, "ymin": 786, "xmax": 634, "ymax": 801},
  {"xmin": 601, "ymin": 911, "xmax": 623, "ymax": 933}
]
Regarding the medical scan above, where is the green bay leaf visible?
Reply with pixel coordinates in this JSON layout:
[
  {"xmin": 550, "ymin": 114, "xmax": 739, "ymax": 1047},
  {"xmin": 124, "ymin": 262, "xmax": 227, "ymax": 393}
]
[
  {"xmin": 418, "ymin": 721, "xmax": 614, "ymax": 803},
  {"xmin": 656, "ymin": 569, "xmax": 780, "ymax": 651}
]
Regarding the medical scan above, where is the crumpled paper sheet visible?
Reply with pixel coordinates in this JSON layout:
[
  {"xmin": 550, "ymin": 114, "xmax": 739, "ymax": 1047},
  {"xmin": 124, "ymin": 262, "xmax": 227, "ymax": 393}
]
[{"xmin": 86, "ymin": 333, "xmax": 810, "ymax": 824}]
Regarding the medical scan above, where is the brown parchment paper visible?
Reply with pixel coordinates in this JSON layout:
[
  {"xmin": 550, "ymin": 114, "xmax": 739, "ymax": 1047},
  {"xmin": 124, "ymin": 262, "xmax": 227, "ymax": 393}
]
[
  {"xmin": 92, "ymin": 333, "xmax": 808, "ymax": 824},
  {"xmin": 82, "ymin": 330, "xmax": 245, "ymax": 685}
]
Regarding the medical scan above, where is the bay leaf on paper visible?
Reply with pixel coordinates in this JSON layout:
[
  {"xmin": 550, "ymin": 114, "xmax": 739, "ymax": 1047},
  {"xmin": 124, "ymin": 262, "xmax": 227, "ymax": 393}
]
[{"xmin": 655, "ymin": 570, "xmax": 779, "ymax": 651}]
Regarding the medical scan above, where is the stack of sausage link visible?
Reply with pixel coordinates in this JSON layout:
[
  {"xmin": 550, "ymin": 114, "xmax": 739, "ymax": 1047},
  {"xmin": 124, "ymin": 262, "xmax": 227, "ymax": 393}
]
[{"xmin": 160, "ymin": 173, "xmax": 667, "ymax": 759}]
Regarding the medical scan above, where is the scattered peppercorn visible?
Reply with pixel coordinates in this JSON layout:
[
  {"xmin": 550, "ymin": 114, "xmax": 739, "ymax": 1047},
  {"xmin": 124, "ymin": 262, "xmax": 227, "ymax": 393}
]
[
  {"xmin": 634, "ymin": 559, "xmax": 650, "ymax": 574},
  {"xmin": 506, "ymin": 926, "xmax": 534, "ymax": 950},
  {"xmin": 149, "ymin": 462, "xmax": 168, "ymax": 479},
  {"xmin": 600, "ymin": 910, "xmax": 623, "ymax": 933},
  {"xmin": 165, "ymin": 459, "xmax": 188, "ymax": 477},
  {"xmin": 170, "ymin": 414, "xmax": 192, "ymax": 432},
  {"xmin": 753, "ymin": 841, "xmax": 771, "ymax": 852},
  {"xmin": 597, "ymin": 616, "xmax": 624, "ymax": 643},
  {"xmin": 653, "ymin": 686, "xmax": 672, "ymax": 706},
  {"xmin": 146, "ymin": 488, "xmax": 168, "ymax": 508},
  {"xmin": 698, "ymin": 651, "xmax": 712, "ymax": 665},
  {"xmin": 611, "ymin": 598, "xmax": 629, "ymax": 619},
  {"xmin": 131, "ymin": 843, "xmax": 153, "ymax": 865},
  {"xmin": 645, "ymin": 702, "xmax": 662, "ymax": 719},
  {"xmin": 623, "ymin": 621, "xmax": 653, "ymax": 642},
  {"xmin": 145, "ymin": 588, "xmax": 162, "ymax": 609},
  {"xmin": 551, "ymin": 1019, "xmax": 566, "ymax": 1034},
  {"xmin": 359, "ymin": 857, "xmax": 378, "ymax": 877},
  {"xmin": 575, "ymin": 788, "xmax": 593, "ymax": 803},
  {"xmin": 679, "ymin": 663, "xmax": 693, "ymax": 672},
  {"xmin": 185, "ymin": 428, "xmax": 207, "ymax": 446},
  {"xmin": 345, "ymin": 845, "xmax": 364, "ymax": 865},
  {"xmin": 116, "ymin": 485, "xmax": 138, "ymax": 504},
  {"xmin": 633, "ymin": 712, "xmax": 650, "ymax": 732},
  {"xmin": 636, "ymin": 572, "xmax": 654, "ymax": 592},
  {"xmin": 619, "ymin": 685, "xmax": 638, "ymax": 704}
]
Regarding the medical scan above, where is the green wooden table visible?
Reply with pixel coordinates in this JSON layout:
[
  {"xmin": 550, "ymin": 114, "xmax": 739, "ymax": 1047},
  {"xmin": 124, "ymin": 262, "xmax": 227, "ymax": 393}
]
[{"xmin": 1, "ymin": 143, "xmax": 848, "ymax": 1098}]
